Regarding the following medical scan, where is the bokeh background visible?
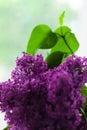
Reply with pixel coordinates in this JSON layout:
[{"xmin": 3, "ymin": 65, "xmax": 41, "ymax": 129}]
[{"xmin": 0, "ymin": 0, "xmax": 87, "ymax": 129}]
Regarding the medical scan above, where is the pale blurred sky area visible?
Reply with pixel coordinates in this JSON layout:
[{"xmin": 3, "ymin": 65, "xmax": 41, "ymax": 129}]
[{"xmin": 0, "ymin": 0, "xmax": 87, "ymax": 129}]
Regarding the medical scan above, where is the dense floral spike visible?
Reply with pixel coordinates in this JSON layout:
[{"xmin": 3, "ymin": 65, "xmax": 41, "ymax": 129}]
[
  {"xmin": 0, "ymin": 53, "xmax": 48, "ymax": 130},
  {"xmin": 0, "ymin": 53, "xmax": 87, "ymax": 130},
  {"xmin": 43, "ymin": 69, "xmax": 86, "ymax": 130}
]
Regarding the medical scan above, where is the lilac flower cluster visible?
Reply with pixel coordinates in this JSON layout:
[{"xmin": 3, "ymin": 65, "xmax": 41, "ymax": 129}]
[
  {"xmin": 43, "ymin": 55, "xmax": 87, "ymax": 130},
  {"xmin": 0, "ymin": 53, "xmax": 87, "ymax": 130},
  {"xmin": 57, "ymin": 55, "xmax": 87, "ymax": 88}
]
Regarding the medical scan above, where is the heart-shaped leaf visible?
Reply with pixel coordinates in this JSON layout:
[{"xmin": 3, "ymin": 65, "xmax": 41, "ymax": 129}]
[
  {"xmin": 46, "ymin": 51, "xmax": 64, "ymax": 68},
  {"xmin": 26, "ymin": 24, "xmax": 57, "ymax": 55}
]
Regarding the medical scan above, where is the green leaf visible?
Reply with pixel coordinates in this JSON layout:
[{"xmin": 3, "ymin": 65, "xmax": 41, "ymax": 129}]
[
  {"xmin": 81, "ymin": 85, "xmax": 87, "ymax": 110},
  {"xmin": 81, "ymin": 85, "xmax": 87, "ymax": 96},
  {"xmin": 26, "ymin": 24, "xmax": 57, "ymax": 55},
  {"xmin": 3, "ymin": 126, "xmax": 10, "ymax": 130},
  {"xmin": 51, "ymin": 36, "xmax": 69, "ymax": 53},
  {"xmin": 61, "ymin": 53, "xmax": 69, "ymax": 63},
  {"xmin": 55, "ymin": 26, "xmax": 71, "ymax": 36},
  {"xmin": 82, "ymin": 99, "xmax": 87, "ymax": 110},
  {"xmin": 39, "ymin": 32, "xmax": 57, "ymax": 49},
  {"xmin": 51, "ymin": 32, "xmax": 79, "ymax": 54},
  {"xmin": 46, "ymin": 51, "xmax": 64, "ymax": 68},
  {"xmin": 58, "ymin": 11, "xmax": 65, "ymax": 25},
  {"xmin": 64, "ymin": 32, "xmax": 79, "ymax": 53},
  {"xmin": 80, "ymin": 108, "xmax": 87, "ymax": 122}
]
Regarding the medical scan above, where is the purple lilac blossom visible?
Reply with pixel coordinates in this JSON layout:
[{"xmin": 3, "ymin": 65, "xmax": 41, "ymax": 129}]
[
  {"xmin": 57, "ymin": 55, "xmax": 87, "ymax": 88},
  {"xmin": 43, "ymin": 70, "xmax": 86, "ymax": 130},
  {"xmin": 45, "ymin": 70, "xmax": 80, "ymax": 130},
  {"xmin": 0, "ymin": 53, "xmax": 87, "ymax": 130},
  {"xmin": 0, "ymin": 53, "xmax": 48, "ymax": 130}
]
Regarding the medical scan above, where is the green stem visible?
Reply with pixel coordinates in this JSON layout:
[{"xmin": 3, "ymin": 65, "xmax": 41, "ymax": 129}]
[{"xmin": 81, "ymin": 108, "xmax": 87, "ymax": 122}]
